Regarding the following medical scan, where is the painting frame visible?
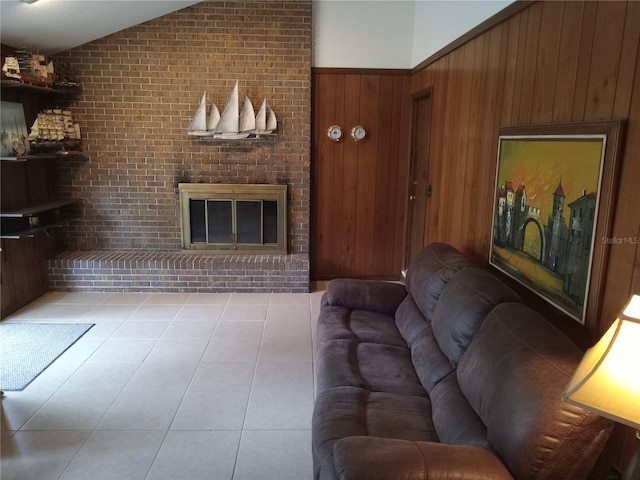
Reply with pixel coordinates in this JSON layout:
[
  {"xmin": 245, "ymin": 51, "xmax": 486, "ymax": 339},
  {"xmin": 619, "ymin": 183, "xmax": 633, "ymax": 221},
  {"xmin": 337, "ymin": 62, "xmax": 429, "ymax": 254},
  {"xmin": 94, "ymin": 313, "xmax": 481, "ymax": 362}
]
[
  {"xmin": 1, "ymin": 101, "xmax": 30, "ymax": 157},
  {"xmin": 489, "ymin": 121, "xmax": 624, "ymax": 327}
]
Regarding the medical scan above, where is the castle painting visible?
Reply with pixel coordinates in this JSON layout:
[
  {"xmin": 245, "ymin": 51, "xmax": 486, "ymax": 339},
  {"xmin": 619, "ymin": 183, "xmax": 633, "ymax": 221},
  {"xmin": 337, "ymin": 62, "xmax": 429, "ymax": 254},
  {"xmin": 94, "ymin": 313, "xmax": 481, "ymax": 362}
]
[{"xmin": 490, "ymin": 134, "xmax": 606, "ymax": 324}]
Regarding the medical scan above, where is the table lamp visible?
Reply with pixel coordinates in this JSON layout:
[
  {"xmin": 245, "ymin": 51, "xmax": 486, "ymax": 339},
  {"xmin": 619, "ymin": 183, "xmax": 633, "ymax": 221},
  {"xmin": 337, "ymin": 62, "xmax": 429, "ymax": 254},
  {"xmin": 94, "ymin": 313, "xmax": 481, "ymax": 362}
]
[{"xmin": 562, "ymin": 294, "xmax": 640, "ymax": 480}]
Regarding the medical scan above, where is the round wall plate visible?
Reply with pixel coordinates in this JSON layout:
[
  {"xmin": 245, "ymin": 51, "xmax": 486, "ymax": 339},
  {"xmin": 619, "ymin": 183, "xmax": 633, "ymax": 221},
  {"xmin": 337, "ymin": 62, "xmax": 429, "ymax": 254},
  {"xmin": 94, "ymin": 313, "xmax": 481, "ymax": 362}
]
[
  {"xmin": 327, "ymin": 125, "xmax": 343, "ymax": 142},
  {"xmin": 351, "ymin": 125, "xmax": 366, "ymax": 141}
]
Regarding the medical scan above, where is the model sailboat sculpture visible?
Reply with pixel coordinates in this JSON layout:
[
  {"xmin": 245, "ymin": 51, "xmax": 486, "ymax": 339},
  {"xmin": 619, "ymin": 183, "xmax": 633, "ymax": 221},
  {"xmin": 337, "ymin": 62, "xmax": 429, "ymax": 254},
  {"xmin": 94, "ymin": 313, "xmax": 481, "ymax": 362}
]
[
  {"xmin": 187, "ymin": 81, "xmax": 277, "ymax": 139},
  {"xmin": 255, "ymin": 99, "xmax": 277, "ymax": 136},
  {"xmin": 187, "ymin": 93, "xmax": 220, "ymax": 136}
]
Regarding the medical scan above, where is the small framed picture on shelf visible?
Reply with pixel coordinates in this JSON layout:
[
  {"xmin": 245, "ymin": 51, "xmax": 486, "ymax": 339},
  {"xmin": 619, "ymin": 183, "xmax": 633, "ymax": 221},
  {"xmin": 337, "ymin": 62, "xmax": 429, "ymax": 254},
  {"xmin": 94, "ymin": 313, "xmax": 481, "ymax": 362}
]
[{"xmin": 1, "ymin": 101, "xmax": 30, "ymax": 156}]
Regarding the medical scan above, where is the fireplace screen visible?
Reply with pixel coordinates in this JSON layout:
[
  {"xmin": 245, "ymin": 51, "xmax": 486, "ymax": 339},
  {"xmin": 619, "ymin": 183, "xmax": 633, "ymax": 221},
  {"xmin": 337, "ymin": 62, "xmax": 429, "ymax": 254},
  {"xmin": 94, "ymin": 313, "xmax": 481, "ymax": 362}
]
[{"xmin": 179, "ymin": 184, "xmax": 287, "ymax": 254}]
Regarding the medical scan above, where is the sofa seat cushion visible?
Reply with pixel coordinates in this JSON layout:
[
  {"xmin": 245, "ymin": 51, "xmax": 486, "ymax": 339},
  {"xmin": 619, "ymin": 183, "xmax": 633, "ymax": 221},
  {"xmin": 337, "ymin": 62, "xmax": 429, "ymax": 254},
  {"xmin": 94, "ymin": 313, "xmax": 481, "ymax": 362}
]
[
  {"xmin": 313, "ymin": 386, "xmax": 438, "ymax": 479},
  {"xmin": 317, "ymin": 306, "xmax": 407, "ymax": 348},
  {"xmin": 315, "ymin": 339, "xmax": 427, "ymax": 397}
]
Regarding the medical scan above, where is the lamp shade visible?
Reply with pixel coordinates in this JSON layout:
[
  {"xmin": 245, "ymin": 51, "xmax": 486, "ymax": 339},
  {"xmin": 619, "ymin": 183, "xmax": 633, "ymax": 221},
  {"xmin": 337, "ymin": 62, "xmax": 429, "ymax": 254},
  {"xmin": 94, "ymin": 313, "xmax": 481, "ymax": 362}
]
[{"xmin": 562, "ymin": 295, "xmax": 640, "ymax": 431}]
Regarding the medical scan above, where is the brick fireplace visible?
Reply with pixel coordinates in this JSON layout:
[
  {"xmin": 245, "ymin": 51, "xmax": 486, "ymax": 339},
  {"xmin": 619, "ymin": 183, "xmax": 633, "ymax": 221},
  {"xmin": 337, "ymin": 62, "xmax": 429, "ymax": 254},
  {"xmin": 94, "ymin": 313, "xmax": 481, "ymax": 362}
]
[{"xmin": 48, "ymin": 1, "xmax": 311, "ymax": 292}]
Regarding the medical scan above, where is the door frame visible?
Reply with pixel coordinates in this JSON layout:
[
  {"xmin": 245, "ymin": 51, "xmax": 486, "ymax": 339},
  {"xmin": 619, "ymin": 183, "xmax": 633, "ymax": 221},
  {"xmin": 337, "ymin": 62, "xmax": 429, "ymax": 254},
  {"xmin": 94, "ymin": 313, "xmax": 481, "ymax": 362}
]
[{"xmin": 404, "ymin": 87, "xmax": 433, "ymax": 269}]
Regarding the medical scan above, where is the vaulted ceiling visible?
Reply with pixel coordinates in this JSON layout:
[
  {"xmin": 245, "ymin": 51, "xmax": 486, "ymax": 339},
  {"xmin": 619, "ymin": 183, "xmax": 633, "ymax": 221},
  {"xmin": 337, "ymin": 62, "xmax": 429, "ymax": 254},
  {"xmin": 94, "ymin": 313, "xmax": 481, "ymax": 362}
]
[{"xmin": 0, "ymin": 0, "xmax": 203, "ymax": 54}]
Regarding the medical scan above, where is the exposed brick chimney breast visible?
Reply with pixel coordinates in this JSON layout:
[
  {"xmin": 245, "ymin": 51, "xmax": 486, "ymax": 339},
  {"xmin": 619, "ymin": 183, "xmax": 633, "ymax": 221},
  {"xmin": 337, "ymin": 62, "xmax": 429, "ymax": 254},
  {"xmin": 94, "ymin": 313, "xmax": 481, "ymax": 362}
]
[{"xmin": 49, "ymin": 0, "xmax": 311, "ymax": 292}]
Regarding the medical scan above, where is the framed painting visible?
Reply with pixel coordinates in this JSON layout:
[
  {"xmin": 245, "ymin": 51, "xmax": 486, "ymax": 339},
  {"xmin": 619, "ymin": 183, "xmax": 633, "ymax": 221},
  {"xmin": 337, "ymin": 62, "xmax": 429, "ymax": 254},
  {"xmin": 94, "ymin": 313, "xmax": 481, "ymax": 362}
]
[
  {"xmin": 1, "ymin": 101, "xmax": 30, "ymax": 157},
  {"xmin": 489, "ymin": 121, "xmax": 623, "ymax": 326}
]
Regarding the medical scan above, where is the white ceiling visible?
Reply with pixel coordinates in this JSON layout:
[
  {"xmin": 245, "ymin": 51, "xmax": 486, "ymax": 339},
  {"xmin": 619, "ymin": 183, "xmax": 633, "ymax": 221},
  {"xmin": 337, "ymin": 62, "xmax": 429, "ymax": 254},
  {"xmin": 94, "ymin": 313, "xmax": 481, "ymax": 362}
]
[{"xmin": 0, "ymin": 0, "xmax": 203, "ymax": 54}]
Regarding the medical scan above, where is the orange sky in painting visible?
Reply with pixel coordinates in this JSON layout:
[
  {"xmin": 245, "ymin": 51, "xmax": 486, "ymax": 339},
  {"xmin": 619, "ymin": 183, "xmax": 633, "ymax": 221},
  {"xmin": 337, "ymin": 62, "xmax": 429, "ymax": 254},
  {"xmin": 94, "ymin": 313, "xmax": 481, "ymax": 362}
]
[{"xmin": 496, "ymin": 137, "xmax": 604, "ymax": 223}]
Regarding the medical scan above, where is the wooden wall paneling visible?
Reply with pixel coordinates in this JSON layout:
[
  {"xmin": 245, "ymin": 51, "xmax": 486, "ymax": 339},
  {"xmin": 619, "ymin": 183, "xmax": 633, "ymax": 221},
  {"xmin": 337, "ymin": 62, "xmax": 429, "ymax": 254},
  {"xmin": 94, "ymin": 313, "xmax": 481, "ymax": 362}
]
[
  {"xmin": 408, "ymin": 1, "xmax": 640, "ymax": 474},
  {"xmin": 354, "ymin": 75, "xmax": 380, "ymax": 274},
  {"xmin": 311, "ymin": 73, "xmax": 337, "ymax": 276},
  {"xmin": 338, "ymin": 74, "xmax": 362, "ymax": 276},
  {"xmin": 425, "ymin": 56, "xmax": 451, "ymax": 247},
  {"xmin": 518, "ymin": 1, "xmax": 542, "ymax": 125},
  {"xmin": 531, "ymin": 0, "xmax": 563, "ymax": 124},
  {"xmin": 452, "ymin": 42, "xmax": 477, "ymax": 249},
  {"xmin": 572, "ymin": 1, "xmax": 599, "ymax": 121},
  {"xmin": 612, "ymin": 1, "xmax": 640, "ymax": 119},
  {"xmin": 397, "ymin": 75, "xmax": 412, "ymax": 268},
  {"xmin": 552, "ymin": 1, "xmax": 584, "ymax": 122},
  {"xmin": 469, "ymin": 32, "xmax": 493, "ymax": 258},
  {"xmin": 510, "ymin": 7, "xmax": 530, "ymax": 124},
  {"xmin": 460, "ymin": 35, "xmax": 485, "ymax": 252},
  {"xmin": 312, "ymin": 71, "xmax": 411, "ymax": 279},
  {"xmin": 331, "ymin": 74, "xmax": 348, "ymax": 276},
  {"xmin": 598, "ymin": 45, "xmax": 640, "ymax": 338},
  {"xmin": 481, "ymin": 23, "xmax": 511, "ymax": 262},
  {"xmin": 392, "ymin": 75, "xmax": 411, "ymax": 275},
  {"xmin": 315, "ymin": 73, "xmax": 346, "ymax": 277},
  {"xmin": 474, "ymin": 24, "xmax": 507, "ymax": 263},
  {"xmin": 585, "ymin": 2, "xmax": 627, "ymax": 120},
  {"xmin": 372, "ymin": 76, "xmax": 396, "ymax": 275},
  {"xmin": 441, "ymin": 49, "xmax": 465, "ymax": 246},
  {"xmin": 501, "ymin": 11, "xmax": 521, "ymax": 126}
]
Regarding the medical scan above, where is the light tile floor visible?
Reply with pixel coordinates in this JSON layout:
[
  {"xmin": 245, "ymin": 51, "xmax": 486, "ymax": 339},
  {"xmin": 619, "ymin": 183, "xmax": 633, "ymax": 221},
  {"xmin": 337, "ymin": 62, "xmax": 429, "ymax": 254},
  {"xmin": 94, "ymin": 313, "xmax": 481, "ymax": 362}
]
[{"xmin": 1, "ymin": 290, "xmax": 324, "ymax": 480}]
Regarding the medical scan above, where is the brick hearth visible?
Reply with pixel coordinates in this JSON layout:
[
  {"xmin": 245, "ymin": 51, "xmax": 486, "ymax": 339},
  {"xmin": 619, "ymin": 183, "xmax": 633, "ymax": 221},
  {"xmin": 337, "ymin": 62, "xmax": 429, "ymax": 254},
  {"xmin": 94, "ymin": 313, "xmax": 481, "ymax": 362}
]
[{"xmin": 48, "ymin": 251, "xmax": 309, "ymax": 292}]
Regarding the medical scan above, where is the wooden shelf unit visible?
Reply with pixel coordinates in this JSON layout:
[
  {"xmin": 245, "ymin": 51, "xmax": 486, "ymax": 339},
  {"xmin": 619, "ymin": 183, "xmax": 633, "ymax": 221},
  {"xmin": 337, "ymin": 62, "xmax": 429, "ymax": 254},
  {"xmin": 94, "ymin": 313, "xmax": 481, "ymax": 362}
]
[{"xmin": 1, "ymin": 51, "xmax": 83, "ymax": 317}]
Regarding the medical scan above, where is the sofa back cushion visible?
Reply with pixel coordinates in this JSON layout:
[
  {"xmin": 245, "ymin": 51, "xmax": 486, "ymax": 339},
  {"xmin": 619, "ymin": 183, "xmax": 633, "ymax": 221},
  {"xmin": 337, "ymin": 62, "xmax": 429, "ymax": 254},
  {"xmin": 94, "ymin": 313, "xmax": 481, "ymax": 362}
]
[
  {"xmin": 457, "ymin": 303, "xmax": 613, "ymax": 480},
  {"xmin": 429, "ymin": 371, "xmax": 488, "ymax": 447},
  {"xmin": 431, "ymin": 267, "xmax": 520, "ymax": 366},
  {"xmin": 405, "ymin": 243, "xmax": 473, "ymax": 323}
]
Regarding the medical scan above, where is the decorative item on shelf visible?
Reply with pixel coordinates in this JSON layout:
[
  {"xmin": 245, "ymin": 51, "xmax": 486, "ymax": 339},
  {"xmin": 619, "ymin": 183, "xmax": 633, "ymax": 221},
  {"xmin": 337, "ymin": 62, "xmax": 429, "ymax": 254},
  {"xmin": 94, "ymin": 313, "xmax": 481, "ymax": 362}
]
[
  {"xmin": 351, "ymin": 125, "xmax": 366, "ymax": 141},
  {"xmin": 52, "ymin": 58, "xmax": 81, "ymax": 89},
  {"xmin": 562, "ymin": 294, "xmax": 640, "ymax": 480},
  {"xmin": 327, "ymin": 125, "xmax": 342, "ymax": 142},
  {"xmin": 15, "ymin": 49, "xmax": 34, "ymax": 74},
  {"xmin": 186, "ymin": 81, "xmax": 277, "ymax": 140},
  {"xmin": 0, "ymin": 101, "xmax": 30, "ymax": 156},
  {"xmin": 2, "ymin": 57, "xmax": 21, "ymax": 80},
  {"xmin": 11, "ymin": 49, "xmax": 54, "ymax": 87},
  {"xmin": 27, "ymin": 109, "xmax": 81, "ymax": 153}
]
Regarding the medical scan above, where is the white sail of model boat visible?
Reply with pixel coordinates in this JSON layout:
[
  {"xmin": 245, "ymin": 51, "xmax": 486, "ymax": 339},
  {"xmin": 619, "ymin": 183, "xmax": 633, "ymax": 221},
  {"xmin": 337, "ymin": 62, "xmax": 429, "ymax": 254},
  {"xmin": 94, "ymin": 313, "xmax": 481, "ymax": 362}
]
[
  {"xmin": 215, "ymin": 81, "xmax": 252, "ymax": 139},
  {"xmin": 255, "ymin": 99, "xmax": 277, "ymax": 135},
  {"xmin": 266, "ymin": 106, "xmax": 277, "ymax": 132},
  {"xmin": 188, "ymin": 92, "xmax": 217, "ymax": 136},
  {"xmin": 239, "ymin": 96, "xmax": 255, "ymax": 132},
  {"xmin": 207, "ymin": 104, "xmax": 220, "ymax": 131}
]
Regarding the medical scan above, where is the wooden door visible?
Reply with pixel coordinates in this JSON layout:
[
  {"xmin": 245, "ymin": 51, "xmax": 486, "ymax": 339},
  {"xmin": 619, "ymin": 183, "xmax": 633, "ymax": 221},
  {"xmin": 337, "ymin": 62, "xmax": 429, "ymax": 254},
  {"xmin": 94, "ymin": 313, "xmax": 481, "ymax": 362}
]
[{"xmin": 405, "ymin": 90, "xmax": 432, "ymax": 267}]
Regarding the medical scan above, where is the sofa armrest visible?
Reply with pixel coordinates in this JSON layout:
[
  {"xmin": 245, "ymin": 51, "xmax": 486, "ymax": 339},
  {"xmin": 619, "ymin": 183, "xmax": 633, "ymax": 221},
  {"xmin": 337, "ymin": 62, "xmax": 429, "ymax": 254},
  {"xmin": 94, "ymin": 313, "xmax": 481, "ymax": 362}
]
[
  {"xmin": 321, "ymin": 279, "xmax": 406, "ymax": 315},
  {"xmin": 333, "ymin": 437, "xmax": 514, "ymax": 480}
]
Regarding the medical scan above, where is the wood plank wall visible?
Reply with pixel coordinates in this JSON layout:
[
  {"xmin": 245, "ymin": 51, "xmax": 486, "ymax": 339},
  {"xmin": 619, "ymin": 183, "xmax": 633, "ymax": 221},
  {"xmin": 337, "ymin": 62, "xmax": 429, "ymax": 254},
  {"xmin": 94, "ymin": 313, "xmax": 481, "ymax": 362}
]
[
  {"xmin": 311, "ymin": 70, "xmax": 412, "ymax": 279},
  {"xmin": 409, "ymin": 1, "xmax": 639, "ymax": 473},
  {"xmin": 410, "ymin": 0, "xmax": 640, "ymax": 339},
  {"xmin": 312, "ymin": 2, "xmax": 639, "ymax": 471}
]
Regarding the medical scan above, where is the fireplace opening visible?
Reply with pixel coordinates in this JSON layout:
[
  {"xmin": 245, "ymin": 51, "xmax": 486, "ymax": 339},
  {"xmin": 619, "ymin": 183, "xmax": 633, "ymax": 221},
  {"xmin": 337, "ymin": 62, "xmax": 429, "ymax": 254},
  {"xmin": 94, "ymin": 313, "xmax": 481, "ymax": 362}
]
[{"xmin": 179, "ymin": 184, "xmax": 287, "ymax": 254}]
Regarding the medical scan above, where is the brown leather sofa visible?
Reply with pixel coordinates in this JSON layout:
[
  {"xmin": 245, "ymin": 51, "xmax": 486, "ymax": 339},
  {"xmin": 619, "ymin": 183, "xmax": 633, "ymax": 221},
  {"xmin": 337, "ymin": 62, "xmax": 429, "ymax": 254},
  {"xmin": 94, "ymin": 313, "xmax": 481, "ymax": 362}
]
[{"xmin": 312, "ymin": 243, "xmax": 613, "ymax": 480}]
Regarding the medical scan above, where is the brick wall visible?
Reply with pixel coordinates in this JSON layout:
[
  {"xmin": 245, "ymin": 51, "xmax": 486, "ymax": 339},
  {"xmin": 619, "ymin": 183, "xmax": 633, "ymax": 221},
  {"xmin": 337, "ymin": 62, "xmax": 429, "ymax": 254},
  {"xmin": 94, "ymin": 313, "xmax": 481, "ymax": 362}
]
[{"xmin": 55, "ymin": 0, "xmax": 311, "ymax": 258}]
